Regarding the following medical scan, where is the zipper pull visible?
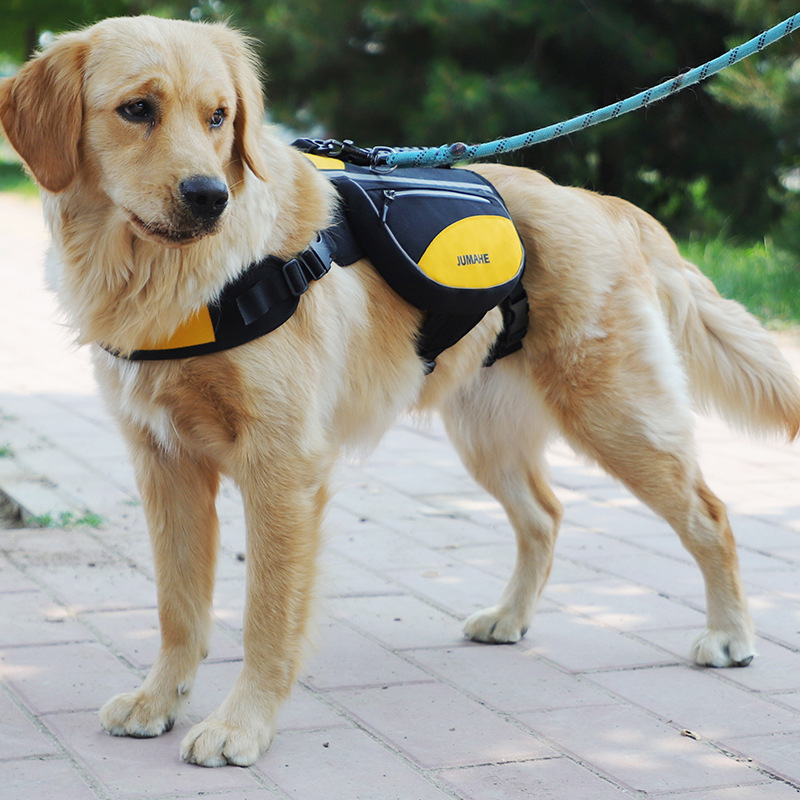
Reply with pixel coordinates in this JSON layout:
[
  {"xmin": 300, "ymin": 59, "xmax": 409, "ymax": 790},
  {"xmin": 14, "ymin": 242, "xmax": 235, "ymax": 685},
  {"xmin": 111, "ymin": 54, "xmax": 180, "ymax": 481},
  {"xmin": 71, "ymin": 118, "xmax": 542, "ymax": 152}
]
[{"xmin": 382, "ymin": 189, "xmax": 396, "ymax": 221}]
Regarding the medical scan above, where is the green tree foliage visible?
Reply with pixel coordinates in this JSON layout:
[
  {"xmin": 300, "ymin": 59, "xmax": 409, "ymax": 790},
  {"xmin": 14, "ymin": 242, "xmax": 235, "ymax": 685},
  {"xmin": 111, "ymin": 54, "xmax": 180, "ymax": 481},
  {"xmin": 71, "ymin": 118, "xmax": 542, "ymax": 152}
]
[
  {"xmin": 699, "ymin": 0, "xmax": 800, "ymax": 249},
  {"xmin": 0, "ymin": 0, "xmax": 134, "ymax": 60},
  {"xmin": 2, "ymin": 0, "xmax": 798, "ymax": 244},
  {"xmin": 225, "ymin": 0, "xmax": 797, "ymax": 239}
]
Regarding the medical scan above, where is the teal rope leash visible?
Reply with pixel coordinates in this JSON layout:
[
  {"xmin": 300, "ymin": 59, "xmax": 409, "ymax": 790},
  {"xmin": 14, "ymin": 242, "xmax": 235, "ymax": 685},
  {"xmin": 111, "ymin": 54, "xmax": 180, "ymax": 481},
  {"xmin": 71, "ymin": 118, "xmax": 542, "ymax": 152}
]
[{"xmin": 365, "ymin": 11, "xmax": 799, "ymax": 169}]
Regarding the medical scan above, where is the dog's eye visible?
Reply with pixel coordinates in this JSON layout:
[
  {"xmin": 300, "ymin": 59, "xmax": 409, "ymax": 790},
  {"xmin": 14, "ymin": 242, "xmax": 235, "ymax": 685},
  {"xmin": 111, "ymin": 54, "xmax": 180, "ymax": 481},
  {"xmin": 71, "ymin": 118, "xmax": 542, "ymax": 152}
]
[
  {"xmin": 210, "ymin": 108, "xmax": 226, "ymax": 129},
  {"xmin": 118, "ymin": 100, "xmax": 156, "ymax": 123}
]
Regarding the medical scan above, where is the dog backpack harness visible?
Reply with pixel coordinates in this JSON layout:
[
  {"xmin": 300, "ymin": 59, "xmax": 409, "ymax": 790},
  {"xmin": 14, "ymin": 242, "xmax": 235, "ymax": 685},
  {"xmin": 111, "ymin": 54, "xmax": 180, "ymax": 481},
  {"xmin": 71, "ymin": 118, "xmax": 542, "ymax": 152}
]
[{"xmin": 114, "ymin": 148, "xmax": 529, "ymax": 371}]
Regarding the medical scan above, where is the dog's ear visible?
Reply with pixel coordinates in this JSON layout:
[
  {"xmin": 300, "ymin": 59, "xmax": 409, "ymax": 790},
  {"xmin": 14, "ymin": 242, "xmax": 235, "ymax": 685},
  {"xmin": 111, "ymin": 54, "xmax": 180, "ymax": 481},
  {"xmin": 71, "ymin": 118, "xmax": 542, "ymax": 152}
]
[
  {"xmin": 219, "ymin": 28, "xmax": 270, "ymax": 181},
  {"xmin": 0, "ymin": 32, "xmax": 87, "ymax": 193}
]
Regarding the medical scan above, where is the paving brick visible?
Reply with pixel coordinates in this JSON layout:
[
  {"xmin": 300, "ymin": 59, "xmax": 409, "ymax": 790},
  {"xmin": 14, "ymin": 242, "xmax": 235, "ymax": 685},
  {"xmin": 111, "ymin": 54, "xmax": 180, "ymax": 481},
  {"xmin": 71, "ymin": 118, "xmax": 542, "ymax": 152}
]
[
  {"xmin": 1, "ymin": 641, "xmax": 136, "ymax": 714},
  {"xmin": 453, "ymin": 545, "xmax": 605, "ymax": 589},
  {"xmin": 171, "ymin": 792, "xmax": 277, "ymax": 800},
  {"xmin": 20, "ymin": 558, "xmax": 155, "ymax": 614},
  {"xmin": 407, "ymin": 644, "xmax": 614, "ymax": 713},
  {"xmin": 401, "ymin": 511, "xmax": 508, "ymax": 550},
  {"xmin": 0, "ymin": 590, "xmax": 91, "ymax": 647},
  {"xmin": 553, "ymin": 525, "xmax": 674, "ymax": 568},
  {"xmin": 518, "ymin": 609, "xmax": 678, "ymax": 672},
  {"xmin": 1, "ymin": 527, "xmax": 110, "ymax": 566},
  {"xmin": 659, "ymin": 784, "xmax": 800, "ymax": 800},
  {"xmin": 517, "ymin": 703, "xmax": 766, "ymax": 793},
  {"xmin": 358, "ymin": 457, "xmax": 481, "ymax": 497},
  {"xmin": 587, "ymin": 664, "xmax": 800, "ymax": 739},
  {"xmin": 327, "ymin": 520, "xmax": 457, "ymax": 572},
  {"xmin": 333, "ymin": 480, "xmax": 441, "ymax": 531},
  {"xmin": 772, "ymin": 690, "xmax": 800, "ymax": 713},
  {"xmin": 418, "ymin": 492, "xmax": 509, "ymax": 528},
  {"xmin": 544, "ymin": 576, "xmax": 706, "ymax": 631},
  {"xmin": 327, "ymin": 594, "xmax": 463, "ymax": 650},
  {"xmin": 83, "ymin": 607, "xmax": 242, "ymax": 669},
  {"xmin": 303, "ymin": 619, "xmax": 431, "ymax": 690},
  {"xmin": 578, "ymin": 549, "xmax": 706, "ymax": 597},
  {"xmin": 0, "ymin": 561, "xmax": 39, "ymax": 593},
  {"xmin": 329, "ymin": 682, "xmax": 555, "ymax": 769},
  {"xmin": 386, "ymin": 561, "xmax": 508, "ymax": 617},
  {"xmin": 718, "ymin": 730, "xmax": 800, "ymax": 785},
  {"xmin": 437, "ymin": 756, "xmax": 633, "ymax": 799},
  {"xmin": 561, "ymin": 501, "xmax": 668, "ymax": 536},
  {"xmin": 319, "ymin": 550, "xmax": 397, "ymax": 598},
  {"xmin": 263, "ymin": 727, "xmax": 453, "ymax": 799},
  {"xmin": 743, "ymin": 588, "xmax": 800, "ymax": 651},
  {"xmin": 0, "ymin": 756, "xmax": 99, "ymax": 800},
  {"xmin": 729, "ymin": 513, "xmax": 800, "ymax": 553},
  {"xmin": 0, "ymin": 691, "xmax": 59, "ymax": 759}
]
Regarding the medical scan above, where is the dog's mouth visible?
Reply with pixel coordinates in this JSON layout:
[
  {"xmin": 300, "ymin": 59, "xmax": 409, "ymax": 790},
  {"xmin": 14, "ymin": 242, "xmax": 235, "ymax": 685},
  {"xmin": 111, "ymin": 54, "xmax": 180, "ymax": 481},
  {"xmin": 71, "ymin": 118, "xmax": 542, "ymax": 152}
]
[{"xmin": 128, "ymin": 212, "xmax": 217, "ymax": 246}]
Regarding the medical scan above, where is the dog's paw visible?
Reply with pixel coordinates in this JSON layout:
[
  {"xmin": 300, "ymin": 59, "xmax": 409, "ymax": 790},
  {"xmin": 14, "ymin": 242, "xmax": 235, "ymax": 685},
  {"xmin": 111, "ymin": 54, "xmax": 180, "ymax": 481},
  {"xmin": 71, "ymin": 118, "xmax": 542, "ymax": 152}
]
[
  {"xmin": 180, "ymin": 717, "xmax": 275, "ymax": 767},
  {"xmin": 99, "ymin": 690, "xmax": 178, "ymax": 738},
  {"xmin": 463, "ymin": 606, "xmax": 528, "ymax": 644},
  {"xmin": 691, "ymin": 628, "xmax": 756, "ymax": 668}
]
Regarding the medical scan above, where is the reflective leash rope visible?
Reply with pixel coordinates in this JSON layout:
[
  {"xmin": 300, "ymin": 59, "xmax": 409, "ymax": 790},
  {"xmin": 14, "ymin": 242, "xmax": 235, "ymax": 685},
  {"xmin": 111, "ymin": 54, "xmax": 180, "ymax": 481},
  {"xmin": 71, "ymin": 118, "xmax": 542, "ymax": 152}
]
[{"xmin": 300, "ymin": 12, "xmax": 800, "ymax": 170}]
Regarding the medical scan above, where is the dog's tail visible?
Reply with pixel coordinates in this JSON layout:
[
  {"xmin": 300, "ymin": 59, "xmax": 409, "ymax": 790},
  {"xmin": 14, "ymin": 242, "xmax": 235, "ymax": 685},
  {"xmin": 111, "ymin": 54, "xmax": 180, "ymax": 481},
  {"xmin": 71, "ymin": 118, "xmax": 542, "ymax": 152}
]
[{"xmin": 653, "ymin": 245, "xmax": 800, "ymax": 440}]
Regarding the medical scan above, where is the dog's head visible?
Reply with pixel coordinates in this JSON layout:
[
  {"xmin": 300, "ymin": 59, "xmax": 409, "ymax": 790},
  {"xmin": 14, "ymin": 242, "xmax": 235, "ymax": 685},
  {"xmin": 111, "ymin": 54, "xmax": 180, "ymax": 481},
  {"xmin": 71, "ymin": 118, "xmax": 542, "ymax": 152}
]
[{"xmin": 0, "ymin": 15, "xmax": 269, "ymax": 247}]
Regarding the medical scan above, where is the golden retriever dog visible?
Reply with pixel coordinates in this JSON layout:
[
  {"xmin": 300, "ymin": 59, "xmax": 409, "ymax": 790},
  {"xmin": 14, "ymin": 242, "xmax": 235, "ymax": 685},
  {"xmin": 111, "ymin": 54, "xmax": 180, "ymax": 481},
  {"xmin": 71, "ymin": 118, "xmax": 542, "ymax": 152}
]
[{"xmin": 2, "ymin": 15, "xmax": 799, "ymax": 768}]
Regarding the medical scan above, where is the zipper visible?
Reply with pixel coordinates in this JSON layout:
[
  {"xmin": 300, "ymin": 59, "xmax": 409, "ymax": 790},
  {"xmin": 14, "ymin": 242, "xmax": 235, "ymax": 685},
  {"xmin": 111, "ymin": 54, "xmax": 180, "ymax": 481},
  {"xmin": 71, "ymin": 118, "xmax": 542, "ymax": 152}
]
[{"xmin": 382, "ymin": 188, "xmax": 491, "ymax": 220}]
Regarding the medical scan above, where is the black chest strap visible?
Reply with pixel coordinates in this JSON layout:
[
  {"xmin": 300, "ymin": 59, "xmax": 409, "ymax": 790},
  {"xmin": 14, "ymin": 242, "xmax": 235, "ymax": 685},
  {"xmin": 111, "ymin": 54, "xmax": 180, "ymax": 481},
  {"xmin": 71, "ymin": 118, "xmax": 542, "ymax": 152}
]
[{"xmin": 111, "ymin": 233, "xmax": 335, "ymax": 360}]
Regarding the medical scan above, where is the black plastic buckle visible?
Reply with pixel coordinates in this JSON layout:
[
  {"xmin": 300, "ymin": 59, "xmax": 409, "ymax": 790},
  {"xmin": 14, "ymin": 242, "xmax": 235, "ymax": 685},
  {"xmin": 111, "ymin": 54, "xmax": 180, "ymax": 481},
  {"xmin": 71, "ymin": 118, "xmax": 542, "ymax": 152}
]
[
  {"xmin": 504, "ymin": 290, "xmax": 529, "ymax": 344},
  {"xmin": 303, "ymin": 233, "xmax": 334, "ymax": 279},
  {"xmin": 299, "ymin": 248, "xmax": 327, "ymax": 281},
  {"xmin": 483, "ymin": 280, "xmax": 529, "ymax": 367},
  {"xmin": 282, "ymin": 259, "xmax": 309, "ymax": 297},
  {"xmin": 282, "ymin": 235, "xmax": 334, "ymax": 297}
]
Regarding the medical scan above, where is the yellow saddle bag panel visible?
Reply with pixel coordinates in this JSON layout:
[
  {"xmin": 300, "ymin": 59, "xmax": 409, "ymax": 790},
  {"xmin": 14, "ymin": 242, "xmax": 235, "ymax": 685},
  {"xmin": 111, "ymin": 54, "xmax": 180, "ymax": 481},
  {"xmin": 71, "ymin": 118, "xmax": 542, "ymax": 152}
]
[
  {"xmin": 143, "ymin": 306, "xmax": 216, "ymax": 351},
  {"xmin": 303, "ymin": 152, "xmax": 346, "ymax": 171},
  {"xmin": 418, "ymin": 214, "xmax": 524, "ymax": 289}
]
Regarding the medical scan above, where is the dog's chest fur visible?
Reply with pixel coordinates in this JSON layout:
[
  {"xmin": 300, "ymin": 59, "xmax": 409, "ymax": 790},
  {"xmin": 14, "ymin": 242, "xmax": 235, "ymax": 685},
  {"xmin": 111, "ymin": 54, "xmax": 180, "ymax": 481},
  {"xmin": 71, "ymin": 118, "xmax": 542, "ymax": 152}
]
[{"xmin": 96, "ymin": 352, "xmax": 178, "ymax": 451}]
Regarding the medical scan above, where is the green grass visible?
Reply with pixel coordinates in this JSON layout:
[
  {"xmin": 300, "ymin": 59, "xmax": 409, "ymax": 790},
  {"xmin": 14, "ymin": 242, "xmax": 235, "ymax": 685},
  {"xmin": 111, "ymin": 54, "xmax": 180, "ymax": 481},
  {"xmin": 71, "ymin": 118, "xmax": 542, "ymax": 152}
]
[
  {"xmin": 28, "ymin": 511, "xmax": 104, "ymax": 529},
  {"xmin": 679, "ymin": 237, "xmax": 800, "ymax": 327}
]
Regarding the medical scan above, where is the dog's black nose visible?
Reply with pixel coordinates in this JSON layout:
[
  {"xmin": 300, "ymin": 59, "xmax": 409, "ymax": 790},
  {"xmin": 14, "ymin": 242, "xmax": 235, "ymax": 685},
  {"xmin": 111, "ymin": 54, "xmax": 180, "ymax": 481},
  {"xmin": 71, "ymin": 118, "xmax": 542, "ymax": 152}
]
[{"xmin": 180, "ymin": 176, "xmax": 229, "ymax": 220}]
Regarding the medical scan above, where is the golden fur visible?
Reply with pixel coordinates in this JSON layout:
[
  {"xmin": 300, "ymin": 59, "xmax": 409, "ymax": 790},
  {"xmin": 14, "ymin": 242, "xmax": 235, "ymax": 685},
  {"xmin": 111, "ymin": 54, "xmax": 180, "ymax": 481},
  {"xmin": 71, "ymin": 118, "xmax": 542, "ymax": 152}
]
[{"xmin": 2, "ymin": 15, "xmax": 799, "ymax": 768}]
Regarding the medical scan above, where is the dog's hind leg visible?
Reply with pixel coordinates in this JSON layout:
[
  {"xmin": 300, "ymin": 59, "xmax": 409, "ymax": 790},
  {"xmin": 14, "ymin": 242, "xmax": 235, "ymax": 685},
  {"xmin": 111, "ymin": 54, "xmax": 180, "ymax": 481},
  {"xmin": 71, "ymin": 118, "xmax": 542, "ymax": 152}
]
[
  {"xmin": 570, "ymin": 424, "xmax": 754, "ymax": 667},
  {"xmin": 100, "ymin": 435, "xmax": 220, "ymax": 738},
  {"xmin": 440, "ymin": 364, "xmax": 563, "ymax": 643},
  {"xmin": 543, "ymin": 315, "xmax": 756, "ymax": 667}
]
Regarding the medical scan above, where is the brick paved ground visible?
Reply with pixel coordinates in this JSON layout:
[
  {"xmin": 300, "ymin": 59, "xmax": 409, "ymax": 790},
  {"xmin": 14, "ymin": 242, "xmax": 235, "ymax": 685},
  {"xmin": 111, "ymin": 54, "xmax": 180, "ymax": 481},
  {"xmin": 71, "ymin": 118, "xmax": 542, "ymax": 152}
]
[{"xmin": 0, "ymin": 192, "xmax": 799, "ymax": 799}]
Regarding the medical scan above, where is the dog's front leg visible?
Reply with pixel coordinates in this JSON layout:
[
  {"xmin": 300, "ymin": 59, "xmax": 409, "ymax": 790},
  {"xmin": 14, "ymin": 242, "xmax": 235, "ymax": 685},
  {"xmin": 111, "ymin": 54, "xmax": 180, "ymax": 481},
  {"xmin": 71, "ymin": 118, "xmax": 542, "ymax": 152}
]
[
  {"xmin": 180, "ymin": 457, "xmax": 328, "ymax": 767},
  {"xmin": 100, "ymin": 440, "xmax": 220, "ymax": 738}
]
